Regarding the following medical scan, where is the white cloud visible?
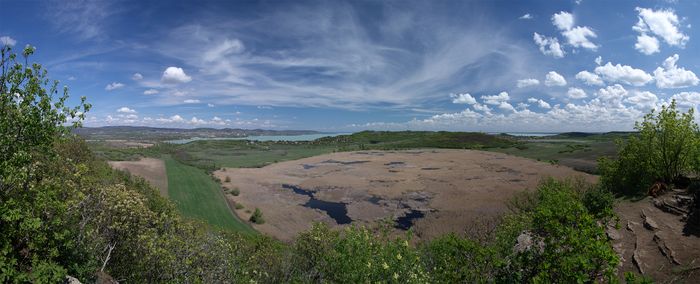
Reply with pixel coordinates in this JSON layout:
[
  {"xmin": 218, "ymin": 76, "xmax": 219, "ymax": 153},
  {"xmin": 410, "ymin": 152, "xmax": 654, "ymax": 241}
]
[
  {"xmin": 161, "ymin": 67, "xmax": 192, "ymax": 84},
  {"xmin": 562, "ymin": 26, "xmax": 598, "ymax": 50},
  {"xmin": 625, "ymin": 91, "xmax": 658, "ymax": 108},
  {"xmin": 203, "ymin": 39, "xmax": 245, "ymax": 62},
  {"xmin": 567, "ymin": 87, "xmax": 587, "ymax": 99},
  {"xmin": 472, "ymin": 103, "xmax": 492, "ymax": 113},
  {"xmin": 0, "ymin": 36, "xmax": 16, "ymax": 47},
  {"xmin": 497, "ymin": 102, "xmax": 516, "ymax": 112},
  {"xmin": 595, "ymin": 56, "xmax": 602, "ymax": 65},
  {"xmin": 575, "ymin": 71, "xmax": 604, "ymax": 86},
  {"xmin": 670, "ymin": 92, "xmax": 700, "ymax": 108},
  {"xmin": 653, "ymin": 54, "xmax": 699, "ymax": 89},
  {"xmin": 208, "ymin": 103, "xmax": 215, "ymax": 107},
  {"xmin": 132, "ymin": 73, "xmax": 143, "ymax": 80},
  {"xmin": 517, "ymin": 78, "xmax": 540, "ymax": 88},
  {"xmin": 528, "ymin": 97, "xmax": 551, "ymax": 109},
  {"xmin": 450, "ymin": 93, "xmax": 477, "ymax": 104},
  {"xmin": 143, "ymin": 89, "xmax": 159, "ymax": 95},
  {"xmin": 552, "ymin": 11, "xmax": 574, "ymax": 31},
  {"xmin": 105, "ymin": 82, "xmax": 125, "ymax": 91},
  {"xmin": 635, "ymin": 33, "xmax": 660, "ymax": 55},
  {"xmin": 116, "ymin": 107, "xmax": 136, "ymax": 113},
  {"xmin": 594, "ymin": 62, "xmax": 653, "ymax": 86},
  {"xmin": 190, "ymin": 117, "xmax": 206, "ymax": 125},
  {"xmin": 482, "ymin": 92, "xmax": 510, "ymax": 105},
  {"xmin": 544, "ymin": 71, "xmax": 567, "ymax": 87},
  {"xmin": 156, "ymin": 115, "xmax": 184, "ymax": 123},
  {"xmin": 595, "ymin": 84, "xmax": 628, "ymax": 107},
  {"xmin": 533, "ymin": 33, "xmax": 565, "ymax": 58},
  {"xmin": 551, "ymin": 11, "xmax": 598, "ymax": 51},
  {"xmin": 183, "ymin": 99, "xmax": 200, "ymax": 104},
  {"xmin": 519, "ymin": 14, "xmax": 533, "ymax": 20},
  {"xmin": 634, "ymin": 7, "xmax": 688, "ymax": 47}
]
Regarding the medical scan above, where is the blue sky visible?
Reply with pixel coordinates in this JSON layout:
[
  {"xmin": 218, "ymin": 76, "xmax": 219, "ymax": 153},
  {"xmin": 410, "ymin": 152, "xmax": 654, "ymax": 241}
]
[{"xmin": 2, "ymin": 0, "xmax": 700, "ymax": 132}]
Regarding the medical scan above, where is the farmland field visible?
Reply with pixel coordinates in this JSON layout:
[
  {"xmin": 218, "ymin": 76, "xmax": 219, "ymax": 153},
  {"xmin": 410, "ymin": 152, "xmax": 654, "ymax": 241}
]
[{"xmin": 163, "ymin": 156, "xmax": 255, "ymax": 234}]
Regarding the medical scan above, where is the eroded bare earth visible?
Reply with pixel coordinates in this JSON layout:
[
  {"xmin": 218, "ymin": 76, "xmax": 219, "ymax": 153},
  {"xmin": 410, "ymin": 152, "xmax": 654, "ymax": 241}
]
[
  {"xmin": 216, "ymin": 149, "xmax": 595, "ymax": 242},
  {"xmin": 108, "ymin": 158, "xmax": 168, "ymax": 196}
]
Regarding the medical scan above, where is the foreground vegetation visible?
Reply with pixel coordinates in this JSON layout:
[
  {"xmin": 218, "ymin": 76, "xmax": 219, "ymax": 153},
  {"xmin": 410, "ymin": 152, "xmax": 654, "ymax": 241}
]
[{"xmin": 4, "ymin": 44, "xmax": 697, "ymax": 282}]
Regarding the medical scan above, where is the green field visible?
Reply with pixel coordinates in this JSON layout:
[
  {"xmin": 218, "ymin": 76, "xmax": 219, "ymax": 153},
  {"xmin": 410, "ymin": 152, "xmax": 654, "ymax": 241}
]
[{"xmin": 163, "ymin": 155, "xmax": 255, "ymax": 234}]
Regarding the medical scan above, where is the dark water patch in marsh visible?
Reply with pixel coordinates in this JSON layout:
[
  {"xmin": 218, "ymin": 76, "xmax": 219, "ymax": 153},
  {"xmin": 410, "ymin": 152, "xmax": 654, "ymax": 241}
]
[
  {"xmin": 283, "ymin": 184, "xmax": 351, "ymax": 225},
  {"xmin": 395, "ymin": 210, "xmax": 425, "ymax": 230},
  {"xmin": 322, "ymin": 159, "xmax": 370, "ymax": 165}
]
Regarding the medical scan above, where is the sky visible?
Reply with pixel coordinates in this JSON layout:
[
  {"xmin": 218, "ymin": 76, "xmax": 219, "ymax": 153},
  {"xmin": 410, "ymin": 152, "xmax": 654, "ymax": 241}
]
[{"xmin": 2, "ymin": 0, "xmax": 700, "ymax": 132}]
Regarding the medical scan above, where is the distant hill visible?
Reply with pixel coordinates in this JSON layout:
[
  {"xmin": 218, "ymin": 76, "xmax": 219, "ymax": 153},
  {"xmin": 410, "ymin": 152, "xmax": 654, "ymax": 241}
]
[{"xmin": 74, "ymin": 126, "xmax": 320, "ymax": 141}]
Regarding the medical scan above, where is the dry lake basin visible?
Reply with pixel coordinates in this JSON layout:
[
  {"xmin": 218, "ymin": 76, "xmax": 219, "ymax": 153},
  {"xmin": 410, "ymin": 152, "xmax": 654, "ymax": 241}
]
[{"xmin": 215, "ymin": 149, "xmax": 596, "ymax": 241}]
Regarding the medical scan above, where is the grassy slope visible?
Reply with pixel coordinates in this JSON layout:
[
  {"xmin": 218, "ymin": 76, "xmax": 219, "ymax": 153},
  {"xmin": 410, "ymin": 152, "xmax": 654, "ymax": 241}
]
[{"xmin": 164, "ymin": 155, "xmax": 255, "ymax": 234}]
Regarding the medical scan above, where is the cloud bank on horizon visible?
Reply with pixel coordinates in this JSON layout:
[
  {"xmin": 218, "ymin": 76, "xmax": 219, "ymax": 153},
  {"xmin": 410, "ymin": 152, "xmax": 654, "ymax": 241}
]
[{"xmin": 2, "ymin": 0, "xmax": 700, "ymax": 132}]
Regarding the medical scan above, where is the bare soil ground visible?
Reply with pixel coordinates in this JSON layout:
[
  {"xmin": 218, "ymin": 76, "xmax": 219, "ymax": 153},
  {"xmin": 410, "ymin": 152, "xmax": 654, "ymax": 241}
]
[
  {"xmin": 608, "ymin": 193, "xmax": 700, "ymax": 282},
  {"xmin": 108, "ymin": 158, "xmax": 168, "ymax": 196},
  {"xmin": 215, "ymin": 149, "xmax": 595, "ymax": 242}
]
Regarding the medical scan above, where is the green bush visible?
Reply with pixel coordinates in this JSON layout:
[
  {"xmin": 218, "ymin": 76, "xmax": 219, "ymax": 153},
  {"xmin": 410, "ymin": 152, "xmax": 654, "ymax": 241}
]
[
  {"xmin": 235, "ymin": 203, "xmax": 244, "ymax": 210},
  {"xmin": 250, "ymin": 208, "xmax": 265, "ymax": 224},
  {"xmin": 231, "ymin": 187, "xmax": 240, "ymax": 196},
  {"xmin": 496, "ymin": 179, "xmax": 619, "ymax": 283},
  {"xmin": 600, "ymin": 101, "xmax": 699, "ymax": 195}
]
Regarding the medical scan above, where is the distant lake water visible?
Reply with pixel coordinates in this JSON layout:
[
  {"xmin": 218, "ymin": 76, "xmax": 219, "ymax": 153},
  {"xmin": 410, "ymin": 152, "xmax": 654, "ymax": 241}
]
[
  {"xmin": 166, "ymin": 133, "xmax": 351, "ymax": 144},
  {"xmin": 489, "ymin": 132, "xmax": 559, "ymax": 137}
]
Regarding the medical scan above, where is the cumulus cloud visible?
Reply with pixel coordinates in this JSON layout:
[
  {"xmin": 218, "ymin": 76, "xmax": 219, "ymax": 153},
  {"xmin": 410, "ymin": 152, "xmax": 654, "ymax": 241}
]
[
  {"xmin": 482, "ymin": 92, "xmax": 510, "ymax": 105},
  {"xmin": 161, "ymin": 67, "xmax": 192, "ymax": 84},
  {"xmin": 653, "ymin": 54, "xmax": 699, "ymax": 89},
  {"xmin": 208, "ymin": 103, "xmax": 215, "ymax": 107},
  {"xmin": 594, "ymin": 62, "xmax": 653, "ymax": 86},
  {"xmin": 0, "ymin": 36, "xmax": 16, "ymax": 47},
  {"xmin": 116, "ymin": 107, "xmax": 136, "ymax": 113},
  {"xmin": 143, "ymin": 89, "xmax": 159, "ymax": 95},
  {"xmin": 551, "ymin": 11, "xmax": 598, "ymax": 51},
  {"xmin": 567, "ymin": 87, "xmax": 587, "ymax": 99},
  {"xmin": 635, "ymin": 33, "xmax": 660, "ymax": 55},
  {"xmin": 552, "ymin": 11, "xmax": 574, "ymax": 31},
  {"xmin": 183, "ymin": 99, "xmax": 200, "ymax": 104},
  {"xmin": 575, "ymin": 71, "xmax": 604, "ymax": 86},
  {"xmin": 450, "ymin": 93, "xmax": 477, "ymax": 104},
  {"xmin": 132, "ymin": 73, "xmax": 143, "ymax": 80},
  {"xmin": 156, "ymin": 115, "xmax": 185, "ymax": 123},
  {"xmin": 519, "ymin": 14, "xmax": 533, "ymax": 20},
  {"xmin": 497, "ymin": 102, "xmax": 516, "ymax": 112},
  {"xmin": 595, "ymin": 56, "xmax": 602, "ymax": 65},
  {"xmin": 634, "ymin": 7, "xmax": 688, "ymax": 48},
  {"xmin": 670, "ymin": 92, "xmax": 700, "ymax": 107},
  {"xmin": 625, "ymin": 91, "xmax": 658, "ymax": 108},
  {"xmin": 105, "ymin": 82, "xmax": 125, "ymax": 91},
  {"xmin": 528, "ymin": 97, "xmax": 551, "ymax": 109},
  {"xmin": 517, "ymin": 78, "xmax": 540, "ymax": 88},
  {"xmin": 562, "ymin": 26, "xmax": 598, "ymax": 50},
  {"xmin": 595, "ymin": 84, "xmax": 628, "ymax": 107},
  {"xmin": 533, "ymin": 33, "xmax": 565, "ymax": 58},
  {"xmin": 544, "ymin": 71, "xmax": 567, "ymax": 86}
]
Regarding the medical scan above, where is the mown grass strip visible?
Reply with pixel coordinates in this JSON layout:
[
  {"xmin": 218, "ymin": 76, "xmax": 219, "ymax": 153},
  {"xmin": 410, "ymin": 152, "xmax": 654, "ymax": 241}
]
[{"xmin": 164, "ymin": 155, "xmax": 255, "ymax": 234}]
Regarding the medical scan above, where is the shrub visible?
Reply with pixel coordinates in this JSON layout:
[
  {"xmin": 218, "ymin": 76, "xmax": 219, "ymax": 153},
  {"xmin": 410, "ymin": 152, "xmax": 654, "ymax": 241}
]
[
  {"xmin": 231, "ymin": 187, "xmax": 240, "ymax": 196},
  {"xmin": 224, "ymin": 176, "xmax": 231, "ymax": 182},
  {"xmin": 235, "ymin": 203, "xmax": 244, "ymax": 210},
  {"xmin": 600, "ymin": 101, "xmax": 699, "ymax": 195},
  {"xmin": 250, "ymin": 208, "xmax": 265, "ymax": 224},
  {"xmin": 496, "ymin": 179, "xmax": 619, "ymax": 283}
]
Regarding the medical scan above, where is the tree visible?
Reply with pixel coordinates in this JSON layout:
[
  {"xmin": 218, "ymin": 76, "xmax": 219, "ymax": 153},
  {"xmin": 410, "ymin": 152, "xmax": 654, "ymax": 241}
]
[
  {"xmin": 600, "ymin": 101, "xmax": 699, "ymax": 195},
  {"xmin": 0, "ymin": 44, "xmax": 90, "ymax": 281}
]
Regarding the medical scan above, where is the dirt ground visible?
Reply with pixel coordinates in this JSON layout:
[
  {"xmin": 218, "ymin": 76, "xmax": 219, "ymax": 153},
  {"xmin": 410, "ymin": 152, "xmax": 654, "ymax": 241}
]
[
  {"xmin": 108, "ymin": 158, "xmax": 168, "ymax": 196},
  {"xmin": 215, "ymin": 149, "xmax": 595, "ymax": 242}
]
